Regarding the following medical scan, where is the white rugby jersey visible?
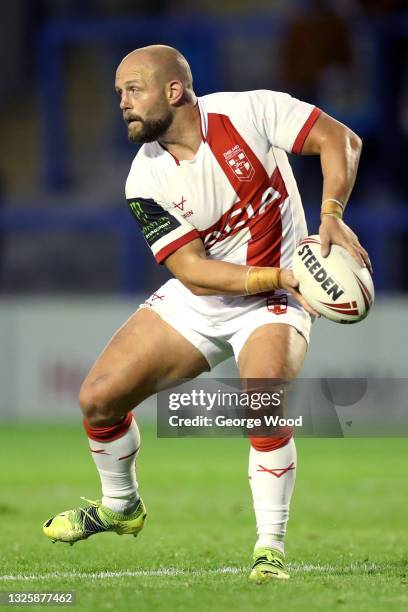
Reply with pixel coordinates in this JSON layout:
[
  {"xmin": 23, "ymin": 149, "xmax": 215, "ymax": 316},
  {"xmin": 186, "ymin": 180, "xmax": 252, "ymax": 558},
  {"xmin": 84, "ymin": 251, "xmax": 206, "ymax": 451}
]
[{"xmin": 126, "ymin": 90, "xmax": 321, "ymax": 271}]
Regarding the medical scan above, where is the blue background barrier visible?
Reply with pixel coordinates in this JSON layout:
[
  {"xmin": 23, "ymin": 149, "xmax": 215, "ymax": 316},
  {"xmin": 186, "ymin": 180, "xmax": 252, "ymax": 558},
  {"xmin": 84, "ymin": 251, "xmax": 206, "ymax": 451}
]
[
  {"xmin": 36, "ymin": 15, "xmax": 408, "ymax": 189},
  {"xmin": 0, "ymin": 204, "xmax": 404, "ymax": 293},
  {"xmin": 1, "ymin": 8, "xmax": 407, "ymax": 295}
]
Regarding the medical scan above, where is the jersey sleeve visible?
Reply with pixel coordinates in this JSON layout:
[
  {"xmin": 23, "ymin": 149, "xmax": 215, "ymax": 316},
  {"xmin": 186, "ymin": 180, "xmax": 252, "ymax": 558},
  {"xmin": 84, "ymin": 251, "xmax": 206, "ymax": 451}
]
[
  {"xmin": 248, "ymin": 90, "xmax": 321, "ymax": 154},
  {"xmin": 125, "ymin": 154, "xmax": 199, "ymax": 264}
]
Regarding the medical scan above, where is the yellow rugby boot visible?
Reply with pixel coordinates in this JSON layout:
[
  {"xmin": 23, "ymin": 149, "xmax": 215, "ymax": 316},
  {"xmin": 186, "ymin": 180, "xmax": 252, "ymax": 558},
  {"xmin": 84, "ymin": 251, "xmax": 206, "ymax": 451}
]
[
  {"xmin": 43, "ymin": 497, "xmax": 146, "ymax": 545},
  {"xmin": 249, "ymin": 547, "xmax": 289, "ymax": 583}
]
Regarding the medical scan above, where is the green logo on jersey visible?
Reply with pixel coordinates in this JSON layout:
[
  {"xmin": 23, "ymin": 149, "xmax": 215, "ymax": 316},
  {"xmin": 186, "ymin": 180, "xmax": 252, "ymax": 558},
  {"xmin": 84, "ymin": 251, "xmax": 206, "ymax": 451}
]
[
  {"xmin": 129, "ymin": 200, "xmax": 170, "ymax": 238},
  {"xmin": 129, "ymin": 200, "xmax": 148, "ymax": 223},
  {"xmin": 127, "ymin": 196, "xmax": 181, "ymax": 247}
]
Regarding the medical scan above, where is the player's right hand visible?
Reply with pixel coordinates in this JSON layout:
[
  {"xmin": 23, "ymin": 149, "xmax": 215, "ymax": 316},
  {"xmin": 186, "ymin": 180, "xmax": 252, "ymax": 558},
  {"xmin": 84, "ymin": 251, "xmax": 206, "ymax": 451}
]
[{"xmin": 279, "ymin": 269, "xmax": 320, "ymax": 317}]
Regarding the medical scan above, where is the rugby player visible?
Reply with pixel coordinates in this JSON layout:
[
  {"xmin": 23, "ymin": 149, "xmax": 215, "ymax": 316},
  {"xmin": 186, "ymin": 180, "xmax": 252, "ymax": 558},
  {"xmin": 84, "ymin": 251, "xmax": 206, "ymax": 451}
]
[{"xmin": 43, "ymin": 45, "xmax": 371, "ymax": 582}]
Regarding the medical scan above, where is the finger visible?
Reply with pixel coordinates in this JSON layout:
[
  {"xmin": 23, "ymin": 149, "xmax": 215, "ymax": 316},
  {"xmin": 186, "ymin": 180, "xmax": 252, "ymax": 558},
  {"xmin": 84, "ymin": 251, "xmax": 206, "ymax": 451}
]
[
  {"xmin": 287, "ymin": 276, "xmax": 300, "ymax": 289},
  {"xmin": 336, "ymin": 240, "xmax": 370, "ymax": 271},
  {"xmin": 361, "ymin": 253, "xmax": 373, "ymax": 273},
  {"xmin": 291, "ymin": 290, "xmax": 320, "ymax": 317},
  {"xmin": 345, "ymin": 245, "xmax": 366, "ymax": 269},
  {"xmin": 359, "ymin": 247, "xmax": 373, "ymax": 274},
  {"xmin": 320, "ymin": 234, "xmax": 331, "ymax": 258},
  {"xmin": 281, "ymin": 270, "xmax": 299, "ymax": 290},
  {"xmin": 355, "ymin": 250, "xmax": 367, "ymax": 269}
]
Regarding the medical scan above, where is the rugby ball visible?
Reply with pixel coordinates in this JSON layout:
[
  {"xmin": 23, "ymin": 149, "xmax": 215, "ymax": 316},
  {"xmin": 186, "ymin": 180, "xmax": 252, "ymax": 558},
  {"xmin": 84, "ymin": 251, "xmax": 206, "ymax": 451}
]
[{"xmin": 292, "ymin": 235, "xmax": 374, "ymax": 324}]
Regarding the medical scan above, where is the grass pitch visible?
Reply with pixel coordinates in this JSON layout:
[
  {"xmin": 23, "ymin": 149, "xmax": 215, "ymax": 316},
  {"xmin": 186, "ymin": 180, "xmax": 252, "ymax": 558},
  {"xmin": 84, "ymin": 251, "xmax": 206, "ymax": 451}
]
[{"xmin": 1, "ymin": 424, "xmax": 407, "ymax": 611}]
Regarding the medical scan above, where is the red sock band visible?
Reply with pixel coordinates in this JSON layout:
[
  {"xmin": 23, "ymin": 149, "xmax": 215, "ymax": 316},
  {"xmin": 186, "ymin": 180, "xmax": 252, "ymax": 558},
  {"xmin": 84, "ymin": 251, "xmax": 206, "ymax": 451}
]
[
  {"xmin": 83, "ymin": 412, "xmax": 133, "ymax": 442},
  {"xmin": 249, "ymin": 431, "xmax": 292, "ymax": 452}
]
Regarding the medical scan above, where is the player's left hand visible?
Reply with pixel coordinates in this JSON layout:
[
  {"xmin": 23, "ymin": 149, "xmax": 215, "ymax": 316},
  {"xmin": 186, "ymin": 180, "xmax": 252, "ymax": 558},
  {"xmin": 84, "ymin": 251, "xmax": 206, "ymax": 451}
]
[
  {"xmin": 279, "ymin": 269, "xmax": 320, "ymax": 317},
  {"xmin": 319, "ymin": 215, "xmax": 373, "ymax": 274}
]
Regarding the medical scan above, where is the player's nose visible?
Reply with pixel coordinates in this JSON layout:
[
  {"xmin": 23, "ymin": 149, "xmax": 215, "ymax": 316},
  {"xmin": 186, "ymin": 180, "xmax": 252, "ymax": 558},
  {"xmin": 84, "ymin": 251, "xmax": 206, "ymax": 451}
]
[{"xmin": 120, "ymin": 93, "xmax": 131, "ymax": 111}]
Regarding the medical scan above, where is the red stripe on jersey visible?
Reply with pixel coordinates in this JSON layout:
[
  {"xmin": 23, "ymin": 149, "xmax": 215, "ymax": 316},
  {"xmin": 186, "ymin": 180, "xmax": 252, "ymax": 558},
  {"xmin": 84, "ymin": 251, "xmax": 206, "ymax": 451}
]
[
  {"xmin": 247, "ymin": 167, "xmax": 285, "ymax": 267},
  {"xmin": 204, "ymin": 113, "xmax": 287, "ymax": 267},
  {"xmin": 292, "ymin": 107, "xmax": 322, "ymax": 155},
  {"xmin": 155, "ymin": 229, "xmax": 200, "ymax": 264},
  {"xmin": 199, "ymin": 196, "xmax": 252, "ymax": 249}
]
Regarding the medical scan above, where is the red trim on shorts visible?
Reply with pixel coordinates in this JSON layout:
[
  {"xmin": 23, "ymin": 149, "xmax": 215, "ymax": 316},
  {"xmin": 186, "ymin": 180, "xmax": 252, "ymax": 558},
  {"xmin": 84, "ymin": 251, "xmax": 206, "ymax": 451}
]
[
  {"xmin": 155, "ymin": 229, "xmax": 200, "ymax": 264},
  {"xmin": 249, "ymin": 431, "xmax": 293, "ymax": 452},
  {"xmin": 83, "ymin": 412, "xmax": 134, "ymax": 442},
  {"xmin": 204, "ymin": 113, "xmax": 287, "ymax": 267},
  {"xmin": 292, "ymin": 107, "xmax": 322, "ymax": 155}
]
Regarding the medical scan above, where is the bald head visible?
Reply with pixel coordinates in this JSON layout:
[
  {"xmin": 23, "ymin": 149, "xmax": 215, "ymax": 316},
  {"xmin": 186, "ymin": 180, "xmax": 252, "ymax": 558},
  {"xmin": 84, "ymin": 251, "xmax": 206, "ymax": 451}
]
[
  {"xmin": 117, "ymin": 45, "xmax": 194, "ymax": 95},
  {"xmin": 115, "ymin": 45, "xmax": 196, "ymax": 144}
]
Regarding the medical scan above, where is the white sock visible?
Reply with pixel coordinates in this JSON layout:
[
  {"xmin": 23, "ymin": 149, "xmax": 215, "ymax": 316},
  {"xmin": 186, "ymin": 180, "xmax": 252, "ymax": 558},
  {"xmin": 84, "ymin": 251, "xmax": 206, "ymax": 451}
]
[
  {"xmin": 248, "ymin": 438, "xmax": 297, "ymax": 555},
  {"xmin": 88, "ymin": 417, "xmax": 141, "ymax": 514}
]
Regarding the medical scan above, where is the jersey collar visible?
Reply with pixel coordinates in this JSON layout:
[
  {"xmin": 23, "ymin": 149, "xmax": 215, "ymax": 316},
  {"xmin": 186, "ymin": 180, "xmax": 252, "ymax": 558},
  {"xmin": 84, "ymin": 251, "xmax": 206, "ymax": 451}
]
[
  {"xmin": 158, "ymin": 100, "xmax": 207, "ymax": 166},
  {"xmin": 197, "ymin": 98, "xmax": 207, "ymax": 143}
]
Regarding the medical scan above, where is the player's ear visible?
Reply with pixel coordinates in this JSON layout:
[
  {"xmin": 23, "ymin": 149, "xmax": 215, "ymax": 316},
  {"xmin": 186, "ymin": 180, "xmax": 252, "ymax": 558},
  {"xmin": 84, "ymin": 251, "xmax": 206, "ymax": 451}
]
[{"xmin": 167, "ymin": 80, "xmax": 184, "ymax": 106}]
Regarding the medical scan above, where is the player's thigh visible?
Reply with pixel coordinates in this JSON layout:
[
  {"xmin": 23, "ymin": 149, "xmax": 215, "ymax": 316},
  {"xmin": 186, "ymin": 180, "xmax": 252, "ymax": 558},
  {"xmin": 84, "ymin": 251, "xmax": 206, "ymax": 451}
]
[
  {"xmin": 80, "ymin": 307, "xmax": 209, "ymax": 420},
  {"xmin": 237, "ymin": 323, "xmax": 307, "ymax": 380}
]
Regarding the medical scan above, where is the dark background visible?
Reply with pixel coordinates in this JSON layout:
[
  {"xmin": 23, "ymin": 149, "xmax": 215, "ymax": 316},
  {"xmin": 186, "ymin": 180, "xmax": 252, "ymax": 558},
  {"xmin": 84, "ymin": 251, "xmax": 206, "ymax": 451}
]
[{"xmin": 0, "ymin": 0, "xmax": 406, "ymax": 296}]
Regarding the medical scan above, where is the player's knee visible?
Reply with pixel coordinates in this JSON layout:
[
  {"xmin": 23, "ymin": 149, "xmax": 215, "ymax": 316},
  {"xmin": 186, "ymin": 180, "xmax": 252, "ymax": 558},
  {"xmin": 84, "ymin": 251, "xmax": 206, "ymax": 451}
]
[{"xmin": 79, "ymin": 381, "xmax": 117, "ymax": 426}]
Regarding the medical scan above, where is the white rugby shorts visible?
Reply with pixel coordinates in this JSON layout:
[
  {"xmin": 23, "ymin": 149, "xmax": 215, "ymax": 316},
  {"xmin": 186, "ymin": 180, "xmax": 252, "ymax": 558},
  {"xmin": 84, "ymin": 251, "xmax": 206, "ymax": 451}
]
[{"xmin": 140, "ymin": 279, "xmax": 312, "ymax": 369}]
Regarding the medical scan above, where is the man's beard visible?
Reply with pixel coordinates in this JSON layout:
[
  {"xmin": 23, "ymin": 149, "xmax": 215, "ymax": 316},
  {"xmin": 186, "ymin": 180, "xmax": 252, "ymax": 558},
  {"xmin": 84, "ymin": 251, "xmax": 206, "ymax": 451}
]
[{"xmin": 127, "ymin": 112, "xmax": 173, "ymax": 144}]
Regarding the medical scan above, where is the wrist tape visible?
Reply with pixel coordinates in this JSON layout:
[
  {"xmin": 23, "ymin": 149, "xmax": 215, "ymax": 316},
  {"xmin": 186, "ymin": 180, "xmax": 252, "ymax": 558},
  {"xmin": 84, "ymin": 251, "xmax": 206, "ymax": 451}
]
[
  {"xmin": 321, "ymin": 199, "xmax": 344, "ymax": 219},
  {"xmin": 245, "ymin": 267, "xmax": 282, "ymax": 295}
]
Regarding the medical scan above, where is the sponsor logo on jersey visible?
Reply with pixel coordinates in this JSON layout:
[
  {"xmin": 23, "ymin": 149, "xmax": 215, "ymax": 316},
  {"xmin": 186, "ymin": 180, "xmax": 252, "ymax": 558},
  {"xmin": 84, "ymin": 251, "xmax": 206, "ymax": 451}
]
[
  {"xmin": 129, "ymin": 200, "xmax": 148, "ymax": 223},
  {"xmin": 127, "ymin": 198, "xmax": 181, "ymax": 247},
  {"xmin": 172, "ymin": 196, "xmax": 194, "ymax": 219},
  {"xmin": 172, "ymin": 196, "xmax": 187, "ymax": 211},
  {"xmin": 297, "ymin": 243, "xmax": 345, "ymax": 301},
  {"xmin": 202, "ymin": 184, "xmax": 281, "ymax": 249},
  {"xmin": 144, "ymin": 292, "xmax": 165, "ymax": 308},
  {"xmin": 223, "ymin": 144, "xmax": 255, "ymax": 182}
]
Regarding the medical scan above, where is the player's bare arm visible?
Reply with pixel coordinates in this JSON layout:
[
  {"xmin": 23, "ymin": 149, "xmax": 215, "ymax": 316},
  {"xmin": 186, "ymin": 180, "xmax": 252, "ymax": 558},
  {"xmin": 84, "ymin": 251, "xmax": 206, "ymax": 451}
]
[
  {"xmin": 165, "ymin": 237, "xmax": 319, "ymax": 316},
  {"xmin": 301, "ymin": 112, "xmax": 372, "ymax": 273}
]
